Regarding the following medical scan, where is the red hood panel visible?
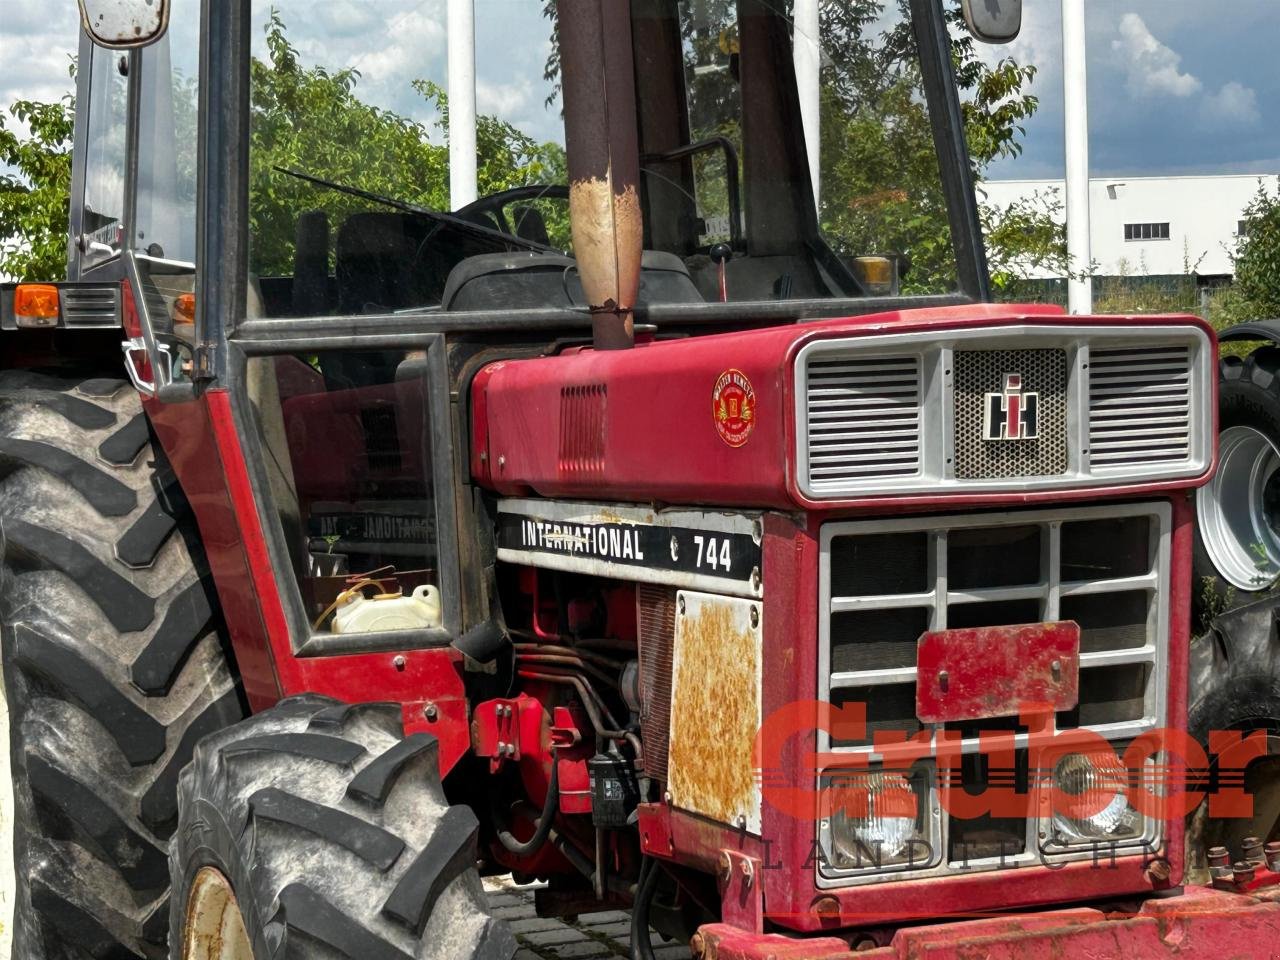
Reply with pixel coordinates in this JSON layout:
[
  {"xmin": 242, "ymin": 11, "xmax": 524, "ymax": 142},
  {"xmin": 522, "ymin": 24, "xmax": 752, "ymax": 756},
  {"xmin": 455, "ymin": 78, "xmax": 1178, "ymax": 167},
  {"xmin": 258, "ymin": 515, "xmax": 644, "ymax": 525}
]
[{"xmin": 470, "ymin": 304, "xmax": 1214, "ymax": 513}]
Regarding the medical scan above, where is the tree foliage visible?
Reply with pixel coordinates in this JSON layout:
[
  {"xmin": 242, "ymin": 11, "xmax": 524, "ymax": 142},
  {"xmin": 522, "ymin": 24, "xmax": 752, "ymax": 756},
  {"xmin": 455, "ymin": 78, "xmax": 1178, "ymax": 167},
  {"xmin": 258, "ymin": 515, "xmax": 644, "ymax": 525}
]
[
  {"xmin": 0, "ymin": 76, "xmax": 75, "ymax": 281},
  {"xmin": 1232, "ymin": 182, "xmax": 1280, "ymax": 319},
  {"xmin": 544, "ymin": 0, "xmax": 1061, "ymax": 294},
  {"xmin": 816, "ymin": 1, "xmax": 1059, "ymax": 291},
  {"xmin": 3, "ymin": 2, "xmax": 1061, "ymax": 293},
  {"xmin": 248, "ymin": 11, "xmax": 563, "ymax": 275}
]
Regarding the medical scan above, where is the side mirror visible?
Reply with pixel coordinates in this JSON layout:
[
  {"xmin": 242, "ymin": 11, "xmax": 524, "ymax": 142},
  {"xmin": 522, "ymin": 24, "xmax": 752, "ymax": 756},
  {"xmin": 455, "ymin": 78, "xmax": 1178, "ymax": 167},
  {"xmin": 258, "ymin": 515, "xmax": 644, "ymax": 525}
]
[
  {"xmin": 77, "ymin": 0, "xmax": 169, "ymax": 48},
  {"xmin": 960, "ymin": 0, "xmax": 1022, "ymax": 44}
]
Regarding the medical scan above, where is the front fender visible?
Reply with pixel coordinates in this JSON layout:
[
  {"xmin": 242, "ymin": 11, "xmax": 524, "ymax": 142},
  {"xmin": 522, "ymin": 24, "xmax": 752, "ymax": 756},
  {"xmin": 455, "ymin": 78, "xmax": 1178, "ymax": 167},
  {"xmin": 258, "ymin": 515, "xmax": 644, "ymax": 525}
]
[{"xmin": 1218, "ymin": 318, "xmax": 1280, "ymax": 343}]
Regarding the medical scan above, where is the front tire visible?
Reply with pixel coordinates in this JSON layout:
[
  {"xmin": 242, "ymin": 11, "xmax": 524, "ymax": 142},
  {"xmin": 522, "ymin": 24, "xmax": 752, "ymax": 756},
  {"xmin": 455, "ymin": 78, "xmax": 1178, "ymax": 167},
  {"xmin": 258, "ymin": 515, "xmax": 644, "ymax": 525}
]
[{"xmin": 170, "ymin": 695, "xmax": 516, "ymax": 960}]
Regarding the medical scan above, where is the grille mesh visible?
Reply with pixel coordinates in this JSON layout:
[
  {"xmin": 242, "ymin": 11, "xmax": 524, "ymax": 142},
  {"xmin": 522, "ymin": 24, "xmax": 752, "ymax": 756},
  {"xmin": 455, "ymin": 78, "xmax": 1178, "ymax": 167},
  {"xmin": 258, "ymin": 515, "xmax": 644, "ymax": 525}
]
[
  {"xmin": 1088, "ymin": 345, "xmax": 1191, "ymax": 468},
  {"xmin": 636, "ymin": 583, "xmax": 676, "ymax": 780},
  {"xmin": 953, "ymin": 348, "xmax": 1068, "ymax": 479},
  {"xmin": 804, "ymin": 355, "xmax": 921, "ymax": 488}
]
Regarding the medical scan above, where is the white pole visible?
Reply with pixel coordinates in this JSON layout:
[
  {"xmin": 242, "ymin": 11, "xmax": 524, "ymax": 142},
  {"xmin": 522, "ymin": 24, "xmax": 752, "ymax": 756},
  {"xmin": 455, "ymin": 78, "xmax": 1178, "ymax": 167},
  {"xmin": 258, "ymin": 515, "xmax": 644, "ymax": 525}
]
[
  {"xmin": 1062, "ymin": 0, "xmax": 1092, "ymax": 313},
  {"xmin": 448, "ymin": 0, "xmax": 477, "ymax": 210},
  {"xmin": 793, "ymin": 0, "xmax": 820, "ymax": 211}
]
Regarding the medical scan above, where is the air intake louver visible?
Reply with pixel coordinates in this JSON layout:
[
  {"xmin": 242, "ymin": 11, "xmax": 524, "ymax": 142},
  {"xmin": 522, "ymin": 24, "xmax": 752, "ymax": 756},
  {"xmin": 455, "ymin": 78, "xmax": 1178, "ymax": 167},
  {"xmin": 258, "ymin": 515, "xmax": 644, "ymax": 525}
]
[
  {"xmin": 1088, "ymin": 345, "xmax": 1192, "ymax": 468},
  {"xmin": 60, "ymin": 285, "xmax": 119, "ymax": 327},
  {"xmin": 804, "ymin": 355, "xmax": 921, "ymax": 489}
]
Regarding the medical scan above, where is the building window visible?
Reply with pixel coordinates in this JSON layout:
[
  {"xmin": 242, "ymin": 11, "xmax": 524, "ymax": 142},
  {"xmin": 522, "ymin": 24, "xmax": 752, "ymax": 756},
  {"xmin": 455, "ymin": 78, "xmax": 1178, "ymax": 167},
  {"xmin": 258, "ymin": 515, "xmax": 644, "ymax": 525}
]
[
  {"xmin": 1239, "ymin": 219, "xmax": 1253, "ymax": 238},
  {"xmin": 1124, "ymin": 222, "xmax": 1170, "ymax": 241}
]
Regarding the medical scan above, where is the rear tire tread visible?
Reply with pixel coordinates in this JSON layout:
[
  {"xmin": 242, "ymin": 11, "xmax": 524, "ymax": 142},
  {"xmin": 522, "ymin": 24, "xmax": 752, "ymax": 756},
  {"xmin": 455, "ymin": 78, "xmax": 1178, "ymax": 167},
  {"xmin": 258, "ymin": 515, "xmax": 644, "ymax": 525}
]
[
  {"xmin": 99, "ymin": 412, "xmax": 150, "ymax": 466},
  {"xmin": 0, "ymin": 369, "xmax": 246, "ymax": 960}
]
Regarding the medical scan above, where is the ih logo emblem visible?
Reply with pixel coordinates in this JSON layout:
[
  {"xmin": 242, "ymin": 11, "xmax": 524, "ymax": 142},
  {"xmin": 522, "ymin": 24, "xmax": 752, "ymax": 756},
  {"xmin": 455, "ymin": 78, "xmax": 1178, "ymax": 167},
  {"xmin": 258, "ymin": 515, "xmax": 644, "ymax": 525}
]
[{"xmin": 983, "ymin": 373, "xmax": 1038, "ymax": 441}]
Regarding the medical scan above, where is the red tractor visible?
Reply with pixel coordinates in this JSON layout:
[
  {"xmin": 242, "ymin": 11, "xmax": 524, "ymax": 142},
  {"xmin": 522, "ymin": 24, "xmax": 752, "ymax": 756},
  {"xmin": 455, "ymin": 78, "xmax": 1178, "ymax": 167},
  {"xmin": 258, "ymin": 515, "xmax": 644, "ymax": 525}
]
[{"xmin": 2, "ymin": 0, "xmax": 1279, "ymax": 957}]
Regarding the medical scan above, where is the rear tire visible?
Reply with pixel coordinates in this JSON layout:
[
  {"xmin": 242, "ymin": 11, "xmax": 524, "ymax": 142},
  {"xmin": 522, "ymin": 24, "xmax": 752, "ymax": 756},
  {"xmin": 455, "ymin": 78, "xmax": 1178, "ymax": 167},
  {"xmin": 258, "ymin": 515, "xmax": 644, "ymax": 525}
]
[
  {"xmin": 1194, "ymin": 348, "xmax": 1280, "ymax": 629},
  {"xmin": 169, "ymin": 695, "xmax": 516, "ymax": 960},
  {"xmin": 0, "ymin": 371, "xmax": 246, "ymax": 958}
]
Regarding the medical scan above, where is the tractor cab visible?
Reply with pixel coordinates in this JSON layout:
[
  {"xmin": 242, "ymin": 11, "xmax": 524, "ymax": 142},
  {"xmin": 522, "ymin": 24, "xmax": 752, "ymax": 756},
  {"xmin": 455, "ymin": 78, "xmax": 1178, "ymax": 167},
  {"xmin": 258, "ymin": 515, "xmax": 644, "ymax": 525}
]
[{"xmin": 63, "ymin": 0, "xmax": 1000, "ymax": 641}]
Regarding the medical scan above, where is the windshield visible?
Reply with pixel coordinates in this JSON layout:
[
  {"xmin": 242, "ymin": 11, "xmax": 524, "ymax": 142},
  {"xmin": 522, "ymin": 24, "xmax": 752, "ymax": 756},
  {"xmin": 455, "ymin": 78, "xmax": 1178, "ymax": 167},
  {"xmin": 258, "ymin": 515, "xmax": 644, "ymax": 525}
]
[{"xmin": 244, "ymin": 0, "xmax": 959, "ymax": 318}]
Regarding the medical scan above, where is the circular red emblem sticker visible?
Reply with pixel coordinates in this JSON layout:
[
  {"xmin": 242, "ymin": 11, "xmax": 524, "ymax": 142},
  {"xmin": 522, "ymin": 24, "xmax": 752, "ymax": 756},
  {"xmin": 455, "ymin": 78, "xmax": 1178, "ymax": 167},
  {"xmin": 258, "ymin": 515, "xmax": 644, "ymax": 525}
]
[{"xmin": 713, "ymin": 368, "xmax": 756, "ymax": 447}]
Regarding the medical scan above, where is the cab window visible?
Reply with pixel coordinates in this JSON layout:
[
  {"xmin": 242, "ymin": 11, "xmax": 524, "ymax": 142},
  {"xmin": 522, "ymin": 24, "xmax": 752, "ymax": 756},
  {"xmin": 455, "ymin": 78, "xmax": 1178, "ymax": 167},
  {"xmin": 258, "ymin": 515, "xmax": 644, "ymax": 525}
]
[{"xmin": 79, "ymin": 42, "xmax": 128, "ymax": 267}]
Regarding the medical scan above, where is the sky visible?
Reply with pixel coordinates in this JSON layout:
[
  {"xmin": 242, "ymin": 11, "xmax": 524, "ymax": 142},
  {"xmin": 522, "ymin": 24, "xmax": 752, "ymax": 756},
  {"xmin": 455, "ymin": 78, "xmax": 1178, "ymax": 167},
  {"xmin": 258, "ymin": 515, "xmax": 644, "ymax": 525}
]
[
  {"xmin": 0, "ymin": 1, "xmax": 1277, "ymax": 182},
  {"xmin": 980, "ymin": 0, "xmax": 1280, "ymax": 179}
]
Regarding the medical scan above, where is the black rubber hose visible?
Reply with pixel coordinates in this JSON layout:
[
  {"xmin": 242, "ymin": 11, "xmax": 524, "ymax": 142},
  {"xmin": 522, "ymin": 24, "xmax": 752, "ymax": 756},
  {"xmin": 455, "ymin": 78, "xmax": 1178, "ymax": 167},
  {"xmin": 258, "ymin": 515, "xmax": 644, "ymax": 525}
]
[
  {"xmin": 493, "ymin": 758, "xmax": 560, "ymax": 857},
  {"xmin": 630, "ymin": 856, "xmax": 661, "ymax": 960}
]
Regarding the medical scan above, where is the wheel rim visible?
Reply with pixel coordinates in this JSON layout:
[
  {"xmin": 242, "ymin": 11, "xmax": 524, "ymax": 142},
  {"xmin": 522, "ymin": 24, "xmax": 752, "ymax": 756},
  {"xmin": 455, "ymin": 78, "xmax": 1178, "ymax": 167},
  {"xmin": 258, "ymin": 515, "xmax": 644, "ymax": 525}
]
[
  {"xmin": 1197, "ymin": 425, "xmax": 1280, "ymax": 591},
  {"xmin": 182, "ymin": 867, "xmax": 254, "ymax": 960}
]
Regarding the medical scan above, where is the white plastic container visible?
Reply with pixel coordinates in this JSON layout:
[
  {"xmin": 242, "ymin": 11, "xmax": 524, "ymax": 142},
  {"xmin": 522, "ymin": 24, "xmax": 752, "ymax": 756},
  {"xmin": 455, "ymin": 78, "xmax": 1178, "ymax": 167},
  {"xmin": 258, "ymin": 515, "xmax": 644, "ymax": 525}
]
[{"xmin": 331, "ymin": 584, "xmax": 442, "ymax": 634}]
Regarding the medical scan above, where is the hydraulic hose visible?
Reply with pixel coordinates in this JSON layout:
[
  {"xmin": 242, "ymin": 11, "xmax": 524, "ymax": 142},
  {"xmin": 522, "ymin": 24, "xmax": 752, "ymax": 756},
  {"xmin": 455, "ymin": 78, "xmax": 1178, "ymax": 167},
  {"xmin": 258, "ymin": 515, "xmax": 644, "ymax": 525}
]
[
  {"xmin": 493, "ymin": 756, "xmax": 559, "ymax": 857},
  {"xmin": 630, "ymin": 856, "xmax": 661, "ymax": 960}
]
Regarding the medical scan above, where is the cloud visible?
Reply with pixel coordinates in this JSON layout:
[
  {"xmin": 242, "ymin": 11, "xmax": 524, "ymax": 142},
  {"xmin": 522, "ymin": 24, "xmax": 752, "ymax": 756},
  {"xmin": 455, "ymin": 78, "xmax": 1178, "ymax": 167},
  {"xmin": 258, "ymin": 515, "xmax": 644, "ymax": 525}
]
[
  {"xmin": 1203, "ymin": 80, "xmax": 1261, "ymax": 126},
  {"xmin": 1111, "ymin": 13, "xmax": 1201, "ymax": 98},
  {"xmin": 477, "ymin": 79, "xmax": 531, "ymax": 119}
]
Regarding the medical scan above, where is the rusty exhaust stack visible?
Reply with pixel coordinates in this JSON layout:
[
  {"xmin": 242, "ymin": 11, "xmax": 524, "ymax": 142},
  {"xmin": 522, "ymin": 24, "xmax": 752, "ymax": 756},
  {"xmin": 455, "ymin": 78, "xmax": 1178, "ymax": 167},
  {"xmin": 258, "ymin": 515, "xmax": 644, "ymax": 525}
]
[{"xmin": 558, "ymin": 0, "xmax": 642, "ymax": 350}]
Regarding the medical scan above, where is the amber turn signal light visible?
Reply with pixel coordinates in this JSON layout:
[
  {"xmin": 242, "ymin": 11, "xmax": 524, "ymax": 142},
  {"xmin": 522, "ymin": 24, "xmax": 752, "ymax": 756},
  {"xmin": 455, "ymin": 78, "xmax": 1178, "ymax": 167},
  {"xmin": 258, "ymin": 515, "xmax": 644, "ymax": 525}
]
[
  {"xmin": 173, "ymin": 292, "xmax": 196, "ymax": 324},
  {"xmin": 13, "ymin": 284, "xmax": 60, "ymax": 328}
]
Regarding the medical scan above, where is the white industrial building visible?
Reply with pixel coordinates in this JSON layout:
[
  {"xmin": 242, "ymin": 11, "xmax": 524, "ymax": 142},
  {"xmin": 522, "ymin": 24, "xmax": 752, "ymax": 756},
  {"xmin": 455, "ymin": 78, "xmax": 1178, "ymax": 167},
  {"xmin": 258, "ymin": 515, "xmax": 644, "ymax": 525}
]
[{"xmin": 980, "ymin": 174, "xmax": 1280, "ymax": 280}]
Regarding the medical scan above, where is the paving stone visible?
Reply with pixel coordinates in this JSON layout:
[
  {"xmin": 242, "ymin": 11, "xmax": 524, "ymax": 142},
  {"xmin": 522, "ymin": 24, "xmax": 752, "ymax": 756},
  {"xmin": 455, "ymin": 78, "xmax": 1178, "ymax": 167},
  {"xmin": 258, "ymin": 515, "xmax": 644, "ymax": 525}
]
[
  {"xmin": 586, "ymin": 921, "xmax": 632, "ymax": 939},
  {"xmin": 578, "ymin": 911, "xmax": 633, "ymax": 926},
  {"xmin": 540, "ymin": 941, "xmax": 623, "ymax": 959},
  {"xmin": 488, "ymin": 893, "xmax": 532, "ymax": 909},
  {"xmin": 511, "ymin": 916, "xmax": 570, "ymax": 934},
  {"xmin": 495, "ymin": 906, "xmax": 539, "ymax": 920},
  {"xmin": 523, "ymin": 928, "xmax": 600, "ymax": 947}
]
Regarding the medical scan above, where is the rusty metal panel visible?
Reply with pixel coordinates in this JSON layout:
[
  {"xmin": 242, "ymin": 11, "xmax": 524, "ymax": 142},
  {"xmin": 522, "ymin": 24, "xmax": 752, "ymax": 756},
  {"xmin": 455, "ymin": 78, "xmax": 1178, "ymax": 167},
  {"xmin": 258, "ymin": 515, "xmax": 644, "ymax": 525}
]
[
  {"xmin": 668, "ymin": 591, "xmax": 762, "ymax": 833},
  {"xmin": 915, "ymin": 621, "xmax": 1080, "ymax": 724}
]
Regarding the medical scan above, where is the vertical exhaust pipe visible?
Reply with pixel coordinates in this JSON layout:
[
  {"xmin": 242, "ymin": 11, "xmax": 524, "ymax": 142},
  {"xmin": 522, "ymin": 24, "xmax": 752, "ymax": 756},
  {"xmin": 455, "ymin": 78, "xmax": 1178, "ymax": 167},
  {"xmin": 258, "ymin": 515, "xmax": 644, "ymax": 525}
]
[{"xmin": 558, "ymin": 0, "xmax": 642, "ymax": 350}]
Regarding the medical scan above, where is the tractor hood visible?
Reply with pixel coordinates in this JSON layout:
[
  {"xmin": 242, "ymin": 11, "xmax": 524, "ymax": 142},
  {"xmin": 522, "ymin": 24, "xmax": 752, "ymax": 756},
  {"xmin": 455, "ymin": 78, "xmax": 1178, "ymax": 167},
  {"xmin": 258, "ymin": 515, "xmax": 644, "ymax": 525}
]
[{"xmin": 470, "ymin": 303, "xmax": 1218, "ymax": 514}]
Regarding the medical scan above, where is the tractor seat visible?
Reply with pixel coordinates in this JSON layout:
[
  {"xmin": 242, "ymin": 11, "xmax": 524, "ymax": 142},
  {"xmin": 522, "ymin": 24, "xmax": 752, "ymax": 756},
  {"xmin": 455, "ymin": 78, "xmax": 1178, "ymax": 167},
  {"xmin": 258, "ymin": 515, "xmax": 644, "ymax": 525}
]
[{"xmin": 513, "ymin": 207, "xmax": 552, "ymax": 247}]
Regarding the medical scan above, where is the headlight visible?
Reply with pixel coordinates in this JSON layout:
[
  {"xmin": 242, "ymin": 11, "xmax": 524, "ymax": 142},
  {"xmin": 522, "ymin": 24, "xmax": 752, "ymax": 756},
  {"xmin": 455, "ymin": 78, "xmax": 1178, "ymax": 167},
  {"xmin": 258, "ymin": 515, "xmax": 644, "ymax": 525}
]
[
  {"xmin": 826, "ymin": 767, "xmax": 935, "ymax": 869},
  {"xmin": 1050, "ymin": 750, "xmax": 1144, "ymax": 844}
]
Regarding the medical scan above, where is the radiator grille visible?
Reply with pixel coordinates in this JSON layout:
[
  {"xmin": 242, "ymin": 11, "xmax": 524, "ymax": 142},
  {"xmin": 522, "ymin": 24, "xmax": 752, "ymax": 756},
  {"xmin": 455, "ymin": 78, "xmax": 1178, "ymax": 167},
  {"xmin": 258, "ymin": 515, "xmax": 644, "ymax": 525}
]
[
  {"xmin": 953, "ymin": 348, "xmax": 1068, "ymax": 480},
  {"xmin": 818, "ymin": 503, "xmax": 1168, "ymax": 883},
  {"xmin": 795, "ymin": 328, "xmax": 1211, "ymax": 498},
  {"xmin": 1088, "ymin": 345, "xmax": 1192, "ymax": 468},
  {"xmin": 804, "ymin": 354, "xmax": 921, "ymax": 489},
  {"xmin": 60, "ymin": 285, "xmax": 119, "ymax": 327},
  {"xmin": 636, "ymin": 583, "xmax": 676, "ymax": 780}
]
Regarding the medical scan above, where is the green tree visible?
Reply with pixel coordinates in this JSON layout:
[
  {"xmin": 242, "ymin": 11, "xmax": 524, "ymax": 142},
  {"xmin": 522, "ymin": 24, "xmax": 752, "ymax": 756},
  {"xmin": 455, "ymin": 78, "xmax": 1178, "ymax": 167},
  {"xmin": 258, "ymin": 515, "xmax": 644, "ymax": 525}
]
[
  {"xmin": 541, "ymin": 0, "xmax": 1063, "ymax": 294},
  {"xmin": 0, "ymin": 78, "xmax": 75, "ymax": 281},
  {"xmin": 249, "ymin": 11, "xmax": 564, "ymax": 275},
  {"xmin": 818, "ymin": 1, "xmax": 1060, "ymax": 292},
  {"xmin": 1232, "ymin": 181, "xmax": 1280, "ymax": 318}
]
